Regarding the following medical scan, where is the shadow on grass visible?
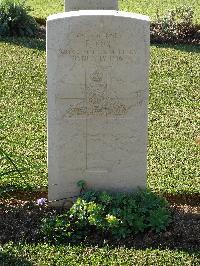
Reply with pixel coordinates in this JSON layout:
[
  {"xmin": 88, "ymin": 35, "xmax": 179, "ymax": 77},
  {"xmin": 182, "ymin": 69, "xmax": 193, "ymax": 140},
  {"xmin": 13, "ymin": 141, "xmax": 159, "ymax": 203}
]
[
  {"xmin": 0, "ymin": 251, "xmax": 33, "ymax": 266},
  {"xmin": 0, "ymin": 36, "xmax": 45, "ymax": 51},
  {"xmin": 0, "ymin": 194, "xmax": 199, "ymax": 253},
  {"xmin": 0, "ymin": 186, "xmax": 47, "ymax": 200},
  {"xmin": 151, "ymin": 43, "xmax": 200, "ymax": 53}
]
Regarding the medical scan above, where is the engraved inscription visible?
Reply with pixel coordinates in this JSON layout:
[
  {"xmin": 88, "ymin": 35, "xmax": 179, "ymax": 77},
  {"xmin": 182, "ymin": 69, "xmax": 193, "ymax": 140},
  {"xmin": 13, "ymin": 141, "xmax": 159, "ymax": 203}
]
[
  {"xmin": 59, "ymin": 31, "xmax": 135, "ymax": 63},
  {"xmin": 88, "ymin": 70, "xmax": 127, "ymax": 116},
  {"xmin": 56, "ymin": 70, "xmax": 146, "ymax": 118},
  {"xmin": 59, "ymin": 48, "xmax": 135, "ymax": 63},
  {"xmin": 75, "ymin": 32, "xmax": 120, "ymax": 40}
]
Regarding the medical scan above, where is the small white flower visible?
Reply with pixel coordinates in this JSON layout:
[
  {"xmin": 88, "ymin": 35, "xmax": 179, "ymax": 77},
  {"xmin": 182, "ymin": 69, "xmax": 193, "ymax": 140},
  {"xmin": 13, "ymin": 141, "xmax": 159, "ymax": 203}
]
[{"xmin": 37, "ymin": 198, "xmax": 47, "ymax": 206}]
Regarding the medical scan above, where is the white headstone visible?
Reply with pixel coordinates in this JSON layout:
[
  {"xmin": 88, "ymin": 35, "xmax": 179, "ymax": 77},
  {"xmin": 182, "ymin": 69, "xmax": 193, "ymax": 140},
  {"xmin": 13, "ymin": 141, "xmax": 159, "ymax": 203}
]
[
  {"xmin": 47, "ymin": 10, "xmax": 150, "ymax": 205},
  {"xmin": 65, "ymin": 0, "xmax": 118, "ymax": 11}
]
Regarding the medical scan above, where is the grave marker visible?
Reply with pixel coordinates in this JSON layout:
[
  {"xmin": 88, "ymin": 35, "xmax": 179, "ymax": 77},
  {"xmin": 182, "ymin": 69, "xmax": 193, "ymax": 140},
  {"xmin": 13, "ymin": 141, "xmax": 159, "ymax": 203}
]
[
  {"xmin": 47, "ymin": 6, "xmax": 150, "ymax": 205},
  {"xmin": 65, "ymin": 0, "xmax": 118, "ymax": 11}
]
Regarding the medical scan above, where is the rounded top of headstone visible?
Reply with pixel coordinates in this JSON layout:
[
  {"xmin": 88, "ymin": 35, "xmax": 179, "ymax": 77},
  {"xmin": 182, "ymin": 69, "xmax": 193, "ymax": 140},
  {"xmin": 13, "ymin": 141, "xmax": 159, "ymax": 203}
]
[
  {"xmin": 47, "ymin": 11, "xmax": 150, "ymax": 23},
  {"xmin": 65, "ymin": 0, "xmax": 118, "ymax": 11}
]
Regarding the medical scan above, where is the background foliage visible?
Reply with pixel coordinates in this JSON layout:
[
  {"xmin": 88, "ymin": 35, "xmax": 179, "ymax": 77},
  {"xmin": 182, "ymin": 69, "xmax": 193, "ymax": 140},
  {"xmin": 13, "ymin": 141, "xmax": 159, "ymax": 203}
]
[{"xmin": 0, "ymin": 0, "xmax": 38, "ymax": 37}]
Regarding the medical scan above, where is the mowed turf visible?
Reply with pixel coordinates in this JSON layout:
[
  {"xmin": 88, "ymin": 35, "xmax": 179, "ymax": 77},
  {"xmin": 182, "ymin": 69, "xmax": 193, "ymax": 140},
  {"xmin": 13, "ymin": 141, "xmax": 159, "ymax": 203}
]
[
  {"xmin": 0, "ymin": 38, "xmax": 47, "ymax": 191},
  {"xmin": 148, "ymin": 44, "xmax": 200, "ymax": 195},
  {"xmin": 1, "ymin": 243, "xmax": 200, "ymax": 265},
  {"xmin": 26, "ymin": 0, "xmax": 200, "ymax": 23},
  {"xmin": 0, "ymin": 38, "xmax": 199, "ymax": 195}
]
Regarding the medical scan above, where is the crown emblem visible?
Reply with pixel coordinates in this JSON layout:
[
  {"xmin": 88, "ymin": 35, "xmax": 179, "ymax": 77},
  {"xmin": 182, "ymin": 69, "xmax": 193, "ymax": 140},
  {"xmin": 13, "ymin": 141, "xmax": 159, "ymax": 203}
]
[{"xmin": 90, "ymin": 70, "xmax": 103, "ymax": 82}]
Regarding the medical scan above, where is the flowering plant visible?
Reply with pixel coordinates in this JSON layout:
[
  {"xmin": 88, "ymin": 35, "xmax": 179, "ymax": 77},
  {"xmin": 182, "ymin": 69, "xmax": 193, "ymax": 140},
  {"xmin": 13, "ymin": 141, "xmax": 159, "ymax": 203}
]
[{"xmin": 37, "ymin": 198, "xmax": 47, "ymax": 206}]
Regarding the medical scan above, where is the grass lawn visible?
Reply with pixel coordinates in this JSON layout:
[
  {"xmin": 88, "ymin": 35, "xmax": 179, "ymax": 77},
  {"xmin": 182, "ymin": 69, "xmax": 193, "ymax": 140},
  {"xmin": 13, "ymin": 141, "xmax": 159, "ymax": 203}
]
[
  {"xmin": 26, "ymin": 0, "xmax": 200, "ymax": 23},
  {"xmin": 1, "ymin": 243, "xmax": 200, "ymax": 265},
  {"xmin": 148, "ymin": 44, "xmax": 200, "ymax": 195},
  {"xmin": 0, "ymin": 38, "xmax": 199, "ymax": 195},
  {"xmin": 0, "ymin": 38, "xmax": 47, "ymax": 191}
]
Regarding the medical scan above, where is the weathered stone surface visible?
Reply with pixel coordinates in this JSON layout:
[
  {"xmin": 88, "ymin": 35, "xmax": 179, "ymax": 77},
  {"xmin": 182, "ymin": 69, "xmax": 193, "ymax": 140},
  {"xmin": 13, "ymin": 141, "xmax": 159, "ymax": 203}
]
[
  {"xmin": 47, "ymin": 11, "xmax": 150, "ymax": 204},
  {"xmin": 65, "ymin": 0, "xmax": 118, "ymax": 11}
]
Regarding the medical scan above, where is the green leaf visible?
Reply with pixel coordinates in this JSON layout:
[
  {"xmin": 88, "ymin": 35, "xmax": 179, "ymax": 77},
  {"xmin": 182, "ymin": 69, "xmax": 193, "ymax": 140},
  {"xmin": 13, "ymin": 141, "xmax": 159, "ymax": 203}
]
[{"xmin": 148, "ymin": 208, "xmax": 171, "ymax": 233}]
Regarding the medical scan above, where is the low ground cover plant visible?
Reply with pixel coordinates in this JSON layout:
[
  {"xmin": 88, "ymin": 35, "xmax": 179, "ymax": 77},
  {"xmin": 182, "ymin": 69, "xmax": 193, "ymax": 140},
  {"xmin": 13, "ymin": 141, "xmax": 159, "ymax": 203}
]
[
  {"xmin": 0, "ymin": 0, "xmax": 38, "ymax": 37},
  {"xmin": 40, "ymin": 189, "xmax": 171, "ymax": 244}
]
